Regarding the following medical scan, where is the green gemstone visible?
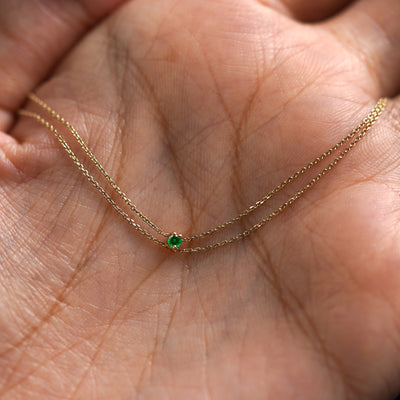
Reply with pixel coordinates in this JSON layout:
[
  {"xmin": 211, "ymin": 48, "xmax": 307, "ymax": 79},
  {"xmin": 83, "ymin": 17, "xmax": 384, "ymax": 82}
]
[{"xmin": 168, "ymin": 234, "xmax": 182, "ymax": 249}]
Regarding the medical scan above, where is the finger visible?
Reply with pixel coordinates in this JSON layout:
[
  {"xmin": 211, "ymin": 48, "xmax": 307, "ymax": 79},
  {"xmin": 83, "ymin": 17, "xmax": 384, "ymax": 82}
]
[
  {"xmin": 0, "ymin": 0, "xmax": 127, "ymax": 130},
  {"xmin": 323, "ymin": 0, "xmax": 400, "ymax": 97},
  {"xmin": 256, "ymin": 0, "xmax": 355, "ymax": 22}
]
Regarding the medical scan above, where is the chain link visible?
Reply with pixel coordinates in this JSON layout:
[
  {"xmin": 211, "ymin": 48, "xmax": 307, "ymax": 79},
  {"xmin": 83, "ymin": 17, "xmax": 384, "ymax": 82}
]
[{"xmin": 19, "ymin": 96, "xmax": 387, "ymax": 253}]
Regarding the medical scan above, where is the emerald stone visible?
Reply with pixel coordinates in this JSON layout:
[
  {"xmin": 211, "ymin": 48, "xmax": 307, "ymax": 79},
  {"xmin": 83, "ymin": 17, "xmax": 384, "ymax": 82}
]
[{"xmin": 168, "ymin": 234, "xmax": 182, "ymax": 249}]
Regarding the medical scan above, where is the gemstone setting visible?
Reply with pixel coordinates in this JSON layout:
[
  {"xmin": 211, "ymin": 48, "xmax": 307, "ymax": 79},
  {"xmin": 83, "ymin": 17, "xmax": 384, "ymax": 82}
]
[{"xmin": 168, "ymin": 233, "xmax": 182, "ymax": 249}]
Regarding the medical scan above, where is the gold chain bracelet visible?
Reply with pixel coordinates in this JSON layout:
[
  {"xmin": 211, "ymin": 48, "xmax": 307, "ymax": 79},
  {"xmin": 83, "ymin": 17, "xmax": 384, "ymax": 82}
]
[{"xmin": 19, "ymin": 95, "xmax": 387, "ymax": 253}]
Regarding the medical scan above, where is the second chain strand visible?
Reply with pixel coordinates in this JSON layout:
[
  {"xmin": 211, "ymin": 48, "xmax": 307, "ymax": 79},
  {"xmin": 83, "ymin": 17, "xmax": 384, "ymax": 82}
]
[
  {"xmin": 18, "ymin": 98, "xmax": 386, "ymax": 252},
  {"xmin": 27, "ymin": 94, "xmax": 384, "ymax": 243}
]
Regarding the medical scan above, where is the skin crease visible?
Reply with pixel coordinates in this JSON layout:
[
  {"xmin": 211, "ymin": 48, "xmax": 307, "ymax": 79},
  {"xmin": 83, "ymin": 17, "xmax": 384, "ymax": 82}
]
[{"xmin": 0, "ymin": 0, "xmax": 400, "ymax": 398}]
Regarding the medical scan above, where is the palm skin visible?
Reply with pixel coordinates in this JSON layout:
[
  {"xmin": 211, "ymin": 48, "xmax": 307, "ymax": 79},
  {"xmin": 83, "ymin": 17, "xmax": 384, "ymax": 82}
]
[{"xmin": 0, "ymin": 0, "xmax": 400, "ymax": 399}]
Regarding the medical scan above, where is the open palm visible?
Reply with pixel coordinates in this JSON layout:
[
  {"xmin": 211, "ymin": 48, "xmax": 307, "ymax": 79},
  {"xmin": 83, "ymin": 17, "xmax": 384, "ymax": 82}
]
[{"xmin": 1, "ymin": 0, "xmax": 400, "ymax": 399}]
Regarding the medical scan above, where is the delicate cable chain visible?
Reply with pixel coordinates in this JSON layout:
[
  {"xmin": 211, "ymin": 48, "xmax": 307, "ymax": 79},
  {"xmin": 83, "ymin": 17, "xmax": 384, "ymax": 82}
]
[
  {"xmin": 25, "ymin": 94, "xmax": 386, "ymax": 243},
  {"xmin": 19, "ymin": 97, "xmax": 387, "ymax": 253}
]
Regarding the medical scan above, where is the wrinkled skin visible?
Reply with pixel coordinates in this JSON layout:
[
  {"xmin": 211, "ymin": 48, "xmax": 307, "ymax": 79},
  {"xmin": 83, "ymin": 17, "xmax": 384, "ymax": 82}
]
[{"xmin": 0, "ymin": 0, "xmax": 400, "ymax": 399}]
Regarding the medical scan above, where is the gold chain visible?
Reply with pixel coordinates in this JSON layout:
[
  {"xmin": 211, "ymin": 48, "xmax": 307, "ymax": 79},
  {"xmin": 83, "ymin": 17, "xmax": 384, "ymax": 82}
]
[{"xmin": 18, "ymin": 96, "xmax": 387, "ymax": 253}]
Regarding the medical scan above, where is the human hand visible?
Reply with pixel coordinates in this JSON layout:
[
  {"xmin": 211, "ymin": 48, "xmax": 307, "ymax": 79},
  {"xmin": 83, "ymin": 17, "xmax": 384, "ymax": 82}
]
[{"xmin": 1, "ymin": 0, "xmax": 400, "ymax": 399}]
